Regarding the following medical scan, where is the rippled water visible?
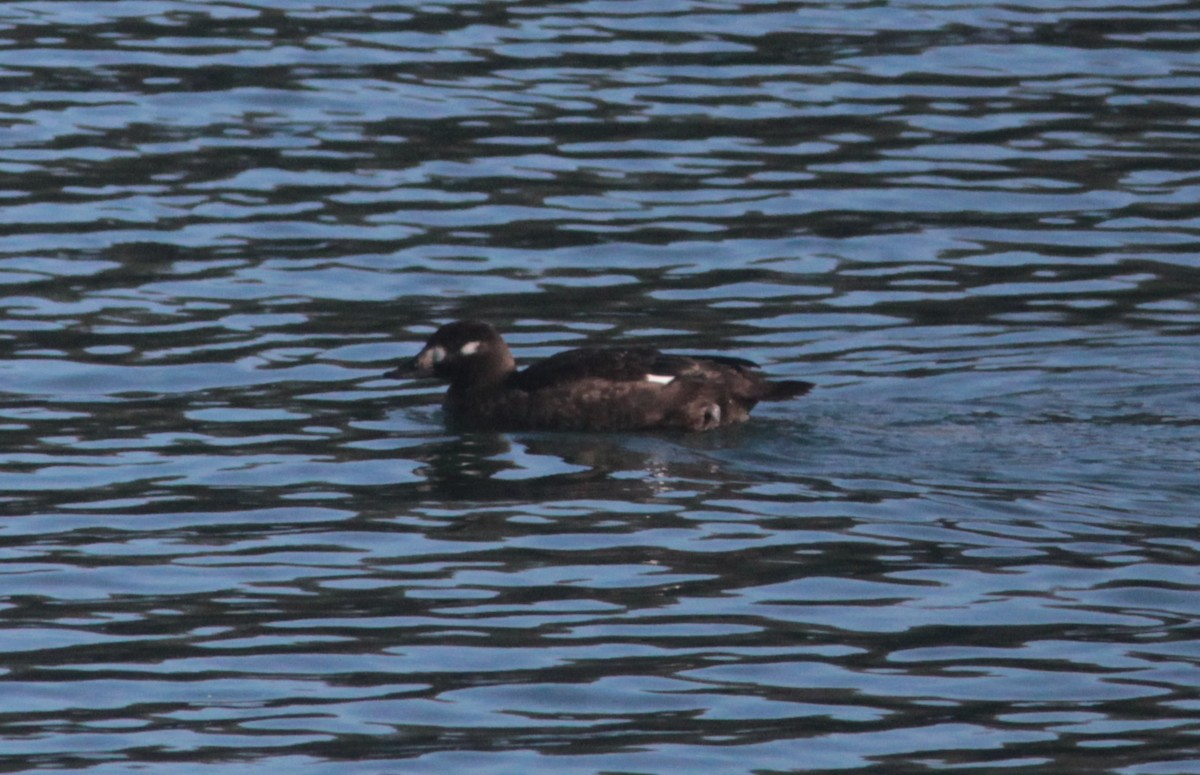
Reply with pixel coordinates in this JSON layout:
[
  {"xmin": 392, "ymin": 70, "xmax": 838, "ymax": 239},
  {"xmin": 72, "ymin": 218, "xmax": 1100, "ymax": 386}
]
[{"xmin": 2, "ymin": 1, "xmax": 1199, "ymax": 772}]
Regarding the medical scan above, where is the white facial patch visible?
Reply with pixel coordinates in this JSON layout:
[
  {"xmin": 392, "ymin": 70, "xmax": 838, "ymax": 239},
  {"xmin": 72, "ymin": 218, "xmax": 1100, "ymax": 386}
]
[
  {"xmin": 644, "ymin": 373, "xmax": 675, "ymax": 385},
  {"xmin": 429, "ymin": 346, "xmax": 447, "ymax": 363},
  {"xmin": 459, "ymin": 341, "xmax": 482, "ymax": 355}
]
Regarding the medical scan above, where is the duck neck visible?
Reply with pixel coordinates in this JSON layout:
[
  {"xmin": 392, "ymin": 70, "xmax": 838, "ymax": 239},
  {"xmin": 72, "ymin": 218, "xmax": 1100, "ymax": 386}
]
[{"xmin": 451, "ymin": 348, "xmax": 516, "ymax": 392}]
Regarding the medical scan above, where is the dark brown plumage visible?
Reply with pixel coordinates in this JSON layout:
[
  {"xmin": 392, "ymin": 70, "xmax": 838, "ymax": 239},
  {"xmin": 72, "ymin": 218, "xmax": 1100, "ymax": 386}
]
[{"xmin": 387, "ymin": 320, "xmax": 813, "ymax": 432}]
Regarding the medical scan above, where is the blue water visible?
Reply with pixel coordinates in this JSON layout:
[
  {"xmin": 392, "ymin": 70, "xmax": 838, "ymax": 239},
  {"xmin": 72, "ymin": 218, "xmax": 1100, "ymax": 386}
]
[{"xmin": 2, "ymin": 1, "xmax": 1199, "ymax": 773}]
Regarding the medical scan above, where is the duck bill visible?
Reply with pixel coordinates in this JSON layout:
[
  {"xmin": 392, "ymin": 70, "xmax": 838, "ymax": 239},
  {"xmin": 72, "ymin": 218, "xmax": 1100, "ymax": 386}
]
[{"xmin": 384, "ymin": 346, "xmax": 440, "ymax": 379}]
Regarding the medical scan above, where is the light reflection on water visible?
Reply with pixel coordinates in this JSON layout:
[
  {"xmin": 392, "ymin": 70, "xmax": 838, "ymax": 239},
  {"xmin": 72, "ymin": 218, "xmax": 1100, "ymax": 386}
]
[{"xmin": 1, "ymin": 0, "xmax": 1199, "ymax": 773}]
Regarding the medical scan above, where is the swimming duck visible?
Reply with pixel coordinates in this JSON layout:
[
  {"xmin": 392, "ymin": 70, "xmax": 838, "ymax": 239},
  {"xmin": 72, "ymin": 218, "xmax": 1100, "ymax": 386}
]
[{"xmin": 388, "ymin": 320, "xmax": 813, "ymax": 432}]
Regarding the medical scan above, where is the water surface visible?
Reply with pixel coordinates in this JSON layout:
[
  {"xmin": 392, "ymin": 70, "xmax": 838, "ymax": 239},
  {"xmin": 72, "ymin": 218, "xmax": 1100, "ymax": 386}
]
[{"xmin": 2, "ymin": 1, "xmax": 1199, "ymax": 773}]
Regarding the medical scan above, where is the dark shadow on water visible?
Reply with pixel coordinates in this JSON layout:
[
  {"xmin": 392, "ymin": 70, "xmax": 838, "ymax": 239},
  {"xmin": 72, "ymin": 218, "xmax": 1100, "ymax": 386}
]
[{"xmin": 388, "ymin": 411, "xmax": 825, "ymax": 503}]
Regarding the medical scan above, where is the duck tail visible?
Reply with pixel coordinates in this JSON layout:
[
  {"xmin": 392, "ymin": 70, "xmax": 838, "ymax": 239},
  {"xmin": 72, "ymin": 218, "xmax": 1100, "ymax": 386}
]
[{"xmin": 760, "ymin": 379, "xmax": 815, "ymax": 401}]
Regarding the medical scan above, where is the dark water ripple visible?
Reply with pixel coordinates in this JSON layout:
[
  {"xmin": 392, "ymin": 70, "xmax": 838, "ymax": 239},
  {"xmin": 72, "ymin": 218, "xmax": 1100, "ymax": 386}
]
[{"xmin": 2, "ymin": 0, "xmax": 1200, "ymax": 773}]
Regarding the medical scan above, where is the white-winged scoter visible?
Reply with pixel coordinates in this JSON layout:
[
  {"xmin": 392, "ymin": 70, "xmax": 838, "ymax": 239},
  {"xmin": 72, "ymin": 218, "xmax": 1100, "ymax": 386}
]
[{"xmin": 387, "ymin": 320, "xmax": 813, "ymax": 432}]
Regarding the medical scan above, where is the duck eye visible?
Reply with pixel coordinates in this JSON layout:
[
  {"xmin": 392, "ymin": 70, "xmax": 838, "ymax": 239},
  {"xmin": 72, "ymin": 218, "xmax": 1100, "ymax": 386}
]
[{"xmin": 459, "ymin": 341, "xmax": 482, "ymax": 355}]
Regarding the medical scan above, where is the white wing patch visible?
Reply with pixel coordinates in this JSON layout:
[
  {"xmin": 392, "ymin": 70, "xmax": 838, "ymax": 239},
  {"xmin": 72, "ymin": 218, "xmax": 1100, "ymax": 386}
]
[
  {"xmin": 459, "ymin": 341, "xmax": 482, "ymax": 355},
  {"xmin": 644, "ymin": 373, "xmax": 675, "ymax": 385}
]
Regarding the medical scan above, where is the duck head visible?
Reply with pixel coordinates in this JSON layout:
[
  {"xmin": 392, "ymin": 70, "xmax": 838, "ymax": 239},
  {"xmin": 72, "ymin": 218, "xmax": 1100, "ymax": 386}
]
[{"xmin": 388, "ymin": 320, "xmax": 516, "ymax": 387}]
